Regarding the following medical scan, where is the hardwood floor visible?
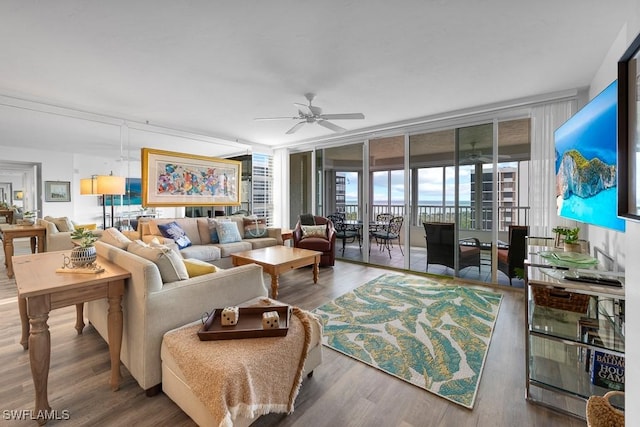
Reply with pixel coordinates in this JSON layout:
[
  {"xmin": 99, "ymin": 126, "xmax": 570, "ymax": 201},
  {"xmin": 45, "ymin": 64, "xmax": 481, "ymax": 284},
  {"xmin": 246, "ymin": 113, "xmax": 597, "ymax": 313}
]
[{"xmin": 0, "ymin": 241, "xmax": 583, "ymax": 426}]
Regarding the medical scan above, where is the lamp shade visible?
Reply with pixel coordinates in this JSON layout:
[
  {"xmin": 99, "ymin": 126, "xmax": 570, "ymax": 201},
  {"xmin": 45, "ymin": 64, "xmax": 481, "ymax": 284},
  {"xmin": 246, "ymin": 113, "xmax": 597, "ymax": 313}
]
[
  {"xmin": 96, "ymin": 175, "xmax": 126, "ymax": 195},
  {"xmin": 80, "ymin": 177, "xmax": 98, "ymax": 195}
]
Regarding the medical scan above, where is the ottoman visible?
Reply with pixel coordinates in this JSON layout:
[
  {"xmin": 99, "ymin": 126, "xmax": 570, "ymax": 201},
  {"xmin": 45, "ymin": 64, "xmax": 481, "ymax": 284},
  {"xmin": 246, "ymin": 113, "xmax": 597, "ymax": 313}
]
[{"xmin": 161, "ymin": 299, "xmax": 323, "ymax": 427}]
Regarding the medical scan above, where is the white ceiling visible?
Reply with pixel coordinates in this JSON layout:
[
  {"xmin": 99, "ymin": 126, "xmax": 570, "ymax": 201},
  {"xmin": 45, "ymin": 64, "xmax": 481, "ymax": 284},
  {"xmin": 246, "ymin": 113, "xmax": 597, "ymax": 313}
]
[{"xmin": 0, "ymin": 1, "xmax": 631, "ymax": 158}]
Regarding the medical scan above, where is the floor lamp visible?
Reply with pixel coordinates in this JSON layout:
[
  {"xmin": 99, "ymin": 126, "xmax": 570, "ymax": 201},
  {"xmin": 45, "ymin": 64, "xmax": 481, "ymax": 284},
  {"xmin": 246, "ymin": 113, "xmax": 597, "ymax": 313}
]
[
  {"xmin": 97, "ymin": 174, "xmax": 126, "ymax": 229},
  {"xmin": 80, "ymin": 176, "xmax": 100, "ymax": 226}
]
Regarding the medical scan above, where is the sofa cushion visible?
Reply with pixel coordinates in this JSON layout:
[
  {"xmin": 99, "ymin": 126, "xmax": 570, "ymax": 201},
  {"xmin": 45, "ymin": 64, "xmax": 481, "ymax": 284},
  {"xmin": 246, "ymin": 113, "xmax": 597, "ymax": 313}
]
[
  {"xmin": 179, "ymin": 244, "xmax": 221, "ymax": 262},
  {"xmin": 217, "ymin": 221, "xmax": 242, "ymax": 244},
  {"xmin": 243, "ymin": 217, "xmax": 268, "ymax": 239},
  {"xmin": 158, "ymin": 221, "xmax": 192, "ymax": 249},
  {"xmin": 301, "ymin": 224, "xmax": 326, "ymax": 239},
  {"xmin": 100, "ymin": 227, "xmax": 133, "ymax": 250},
  {"xmin": 182, "ymin": 258, "xmax": 220, "ymax": 278},
  {"xmin": 215, "ymin": 241, "xmax": 253, "ymax": 257},
  {"xmin": 127, "ymin": 240, "xmax": 189, "ymax": 283},
  {"xmin": 207, "ymin": 218, "xmax": 220, "ymax": 243}
]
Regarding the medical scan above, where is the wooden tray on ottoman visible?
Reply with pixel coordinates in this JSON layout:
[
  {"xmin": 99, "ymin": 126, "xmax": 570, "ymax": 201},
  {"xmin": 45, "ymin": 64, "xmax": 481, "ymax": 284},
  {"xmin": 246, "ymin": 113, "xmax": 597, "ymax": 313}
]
[{"xmin": 198, "ymin": 305, "xmax": 290, "ymax": 341}]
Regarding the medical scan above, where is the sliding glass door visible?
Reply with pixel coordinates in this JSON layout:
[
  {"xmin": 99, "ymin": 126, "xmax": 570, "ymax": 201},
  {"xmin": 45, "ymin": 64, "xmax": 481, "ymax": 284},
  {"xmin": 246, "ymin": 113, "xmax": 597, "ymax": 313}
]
[{"xmin": 303, "ymin": 117, "xmax": 531, "ymax": 285}]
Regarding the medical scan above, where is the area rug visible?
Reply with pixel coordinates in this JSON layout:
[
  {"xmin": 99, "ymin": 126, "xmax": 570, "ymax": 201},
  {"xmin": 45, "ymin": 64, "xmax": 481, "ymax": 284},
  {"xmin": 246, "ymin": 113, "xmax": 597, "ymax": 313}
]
[{"xmin": 313, "ymin": 273, "xmax": 502, "ymax": 409}]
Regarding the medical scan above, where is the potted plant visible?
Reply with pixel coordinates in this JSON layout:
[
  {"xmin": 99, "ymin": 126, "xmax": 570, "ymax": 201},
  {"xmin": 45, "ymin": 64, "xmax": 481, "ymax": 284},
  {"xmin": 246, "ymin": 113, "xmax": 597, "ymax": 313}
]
[
  {"xmin": 552, "ymin": 226, "xmax": 581, "ymax": 252},
  {"xmin": 69, "ymin": 227, "xmax": 99, "ymax": 267},
  {"xmin": 22, "ymin": 211, "xmax": 36, "ymax": 225}
]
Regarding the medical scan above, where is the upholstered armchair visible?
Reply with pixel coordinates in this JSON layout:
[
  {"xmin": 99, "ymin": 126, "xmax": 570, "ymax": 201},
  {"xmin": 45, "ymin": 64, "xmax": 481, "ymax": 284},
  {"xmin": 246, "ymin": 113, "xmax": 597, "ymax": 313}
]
[{"xmin": 293, "ymin": 215, "xmax": 336, "ymax": 266}]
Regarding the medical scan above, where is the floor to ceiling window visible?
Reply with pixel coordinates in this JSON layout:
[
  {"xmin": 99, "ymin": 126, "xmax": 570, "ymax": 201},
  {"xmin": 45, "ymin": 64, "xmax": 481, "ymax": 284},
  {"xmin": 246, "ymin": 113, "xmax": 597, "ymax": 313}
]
[{"xmin": 297, "ymin": 117, "xmax": 531, "ymax": 286}]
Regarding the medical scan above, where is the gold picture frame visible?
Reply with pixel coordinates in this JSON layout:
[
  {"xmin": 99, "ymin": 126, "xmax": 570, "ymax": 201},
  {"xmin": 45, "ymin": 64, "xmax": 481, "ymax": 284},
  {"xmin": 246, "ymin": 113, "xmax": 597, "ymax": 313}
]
[{"xmin": 141, "ymin": 148, "xmax": 241, "ymax": 207}]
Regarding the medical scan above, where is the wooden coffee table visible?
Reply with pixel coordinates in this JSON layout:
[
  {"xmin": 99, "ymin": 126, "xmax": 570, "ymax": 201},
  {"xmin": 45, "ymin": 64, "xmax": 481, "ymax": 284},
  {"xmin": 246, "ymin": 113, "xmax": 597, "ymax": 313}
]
[{"xmin": 231, "ymin": 246, "xmax": 322, "ymax": 299}]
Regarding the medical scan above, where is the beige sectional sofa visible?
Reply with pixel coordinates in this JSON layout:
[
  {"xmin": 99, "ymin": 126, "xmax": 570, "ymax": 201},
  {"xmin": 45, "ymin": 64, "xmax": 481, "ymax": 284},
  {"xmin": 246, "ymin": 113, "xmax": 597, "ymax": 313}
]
[
  {"xmin": 87, "ymin": 239, "xmax": 272, "ymax": 394},
  {"xmin": 87, "ymin": 230, "xmax": 323, "ymax": 427},
  {"xmin": 139, "ymin": 216, "xmax": 282, "ymax": 262}
]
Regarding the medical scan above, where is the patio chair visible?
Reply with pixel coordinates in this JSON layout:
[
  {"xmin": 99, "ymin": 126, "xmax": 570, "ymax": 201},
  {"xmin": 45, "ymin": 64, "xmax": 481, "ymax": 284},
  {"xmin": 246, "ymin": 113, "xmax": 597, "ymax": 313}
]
[
  {"xmin": 371, "ymin": 216, "xmax": 404, "ymax": 258},
  {"xmin": 423, "ymin": 222, "xmax": 481, "ymax": 273},
  {"xmin": 497, "ymin": 225, "xmax": 529, "ymax": 286},
  {"xmin": 327, "ymin": 213, "xmax": 360, "ymax": 255}
]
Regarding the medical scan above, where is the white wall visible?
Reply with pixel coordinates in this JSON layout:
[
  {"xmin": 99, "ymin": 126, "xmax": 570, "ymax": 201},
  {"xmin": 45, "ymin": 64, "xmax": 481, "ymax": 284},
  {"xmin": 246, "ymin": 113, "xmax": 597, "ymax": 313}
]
[{"xmin": 588, "ymin": 10, "xmax": 640, "ymax": 425}]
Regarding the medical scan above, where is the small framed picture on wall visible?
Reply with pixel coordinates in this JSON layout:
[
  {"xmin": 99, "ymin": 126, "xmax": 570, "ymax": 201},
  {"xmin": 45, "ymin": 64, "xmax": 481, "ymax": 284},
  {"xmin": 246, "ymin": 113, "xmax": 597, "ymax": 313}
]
[{"xmin": 45, "ymin": 181, "xmax": 71, "ymax": 202}]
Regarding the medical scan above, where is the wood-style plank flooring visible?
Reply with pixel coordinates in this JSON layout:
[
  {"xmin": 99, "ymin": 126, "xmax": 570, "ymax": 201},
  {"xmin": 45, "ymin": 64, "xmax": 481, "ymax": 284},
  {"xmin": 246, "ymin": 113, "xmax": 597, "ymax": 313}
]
[{"xmin": 0, "ymin": 240, "xmax": 583, "ymax": 426}]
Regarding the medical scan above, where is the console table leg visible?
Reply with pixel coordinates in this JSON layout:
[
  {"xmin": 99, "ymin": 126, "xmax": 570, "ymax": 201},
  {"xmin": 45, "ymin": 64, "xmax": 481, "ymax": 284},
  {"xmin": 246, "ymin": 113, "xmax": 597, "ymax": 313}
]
[
  {"xmin": 107, "ymin": 286, "xmax": 124, "ymax": 391},
  {"xmin": 19, "ymin": 296, "xmax": 29, "ymax": 350},
  {"xmin": 28, "ymin": 296, "xmax": 52, "ymax": 425},
  {"xmin": 75, "ymin": 303, "xmax": 85, "ymax": 335}
]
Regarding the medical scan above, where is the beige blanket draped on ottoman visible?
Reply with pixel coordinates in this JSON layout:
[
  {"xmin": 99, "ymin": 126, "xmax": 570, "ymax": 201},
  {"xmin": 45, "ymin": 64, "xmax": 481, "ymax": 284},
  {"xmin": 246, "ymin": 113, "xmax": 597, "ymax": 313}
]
[{"xmin": 162, "ymin": 306, "xmax": 312, "ymax": 427}]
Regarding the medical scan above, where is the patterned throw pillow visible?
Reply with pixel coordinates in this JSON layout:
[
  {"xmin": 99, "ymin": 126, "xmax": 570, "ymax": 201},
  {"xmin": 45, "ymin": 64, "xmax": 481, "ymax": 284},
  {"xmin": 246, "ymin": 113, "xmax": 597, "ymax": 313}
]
[
  {"xmin": 301, "ymin": 224, "xmax": 326, "ymax": 239},
  {"xmin": 243, "ymin": 217, "xmax": 268, "ymax": 239},
  {"xmin": 206, "ymin": 218, "xmax": 220, "ymax": 243},
  {"xmin": 157, "ymin": 221, "xmax": 192, "ymax": 249},
  {"xmin": 217, "ymin": 221, "xmax": 242, "ymax": 244}
]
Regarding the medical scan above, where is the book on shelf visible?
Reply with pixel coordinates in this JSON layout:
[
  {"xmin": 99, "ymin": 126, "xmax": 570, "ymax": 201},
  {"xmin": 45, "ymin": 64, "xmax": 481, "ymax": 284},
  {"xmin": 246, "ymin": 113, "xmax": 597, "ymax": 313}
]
[{"xmin": 589, "ymin": 350, "xmax": 624, "ymax": 391}]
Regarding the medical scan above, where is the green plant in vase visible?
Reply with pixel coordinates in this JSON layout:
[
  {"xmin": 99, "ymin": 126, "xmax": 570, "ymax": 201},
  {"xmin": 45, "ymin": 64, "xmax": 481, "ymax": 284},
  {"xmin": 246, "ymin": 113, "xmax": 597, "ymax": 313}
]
[
  {"xmin": 552, "ymin": 226, "xmax": 581, "ymax": 252},
  {"xmin": 69, "ymin": 227, "xmax": 98, "ymax": 267}
]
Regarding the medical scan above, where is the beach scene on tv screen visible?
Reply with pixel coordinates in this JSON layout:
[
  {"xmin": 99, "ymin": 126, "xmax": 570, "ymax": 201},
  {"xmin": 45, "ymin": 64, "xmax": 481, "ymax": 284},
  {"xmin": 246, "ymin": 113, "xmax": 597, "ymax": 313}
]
[{"xmin": 554, "ymin": 80, "xmax": 625, "ymax": 232}]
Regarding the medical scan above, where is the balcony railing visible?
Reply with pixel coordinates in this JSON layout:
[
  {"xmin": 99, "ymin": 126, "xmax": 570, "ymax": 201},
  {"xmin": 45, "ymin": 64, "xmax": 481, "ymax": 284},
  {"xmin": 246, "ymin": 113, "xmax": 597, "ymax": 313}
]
[{"xmin": 343, "ymin": 204, "xmax": 530, "ymax": 232}]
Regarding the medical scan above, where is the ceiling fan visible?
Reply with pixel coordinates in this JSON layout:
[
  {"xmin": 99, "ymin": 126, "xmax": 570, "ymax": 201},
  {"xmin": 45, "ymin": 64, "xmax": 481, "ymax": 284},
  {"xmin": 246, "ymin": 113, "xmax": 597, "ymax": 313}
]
[
  {"xmin": 463, "ymin": 141, "xmax": 511, "ymax": 163},
  {"xmin": 254, "ymin": 93, "xmax": 365, "ymax": 134}
]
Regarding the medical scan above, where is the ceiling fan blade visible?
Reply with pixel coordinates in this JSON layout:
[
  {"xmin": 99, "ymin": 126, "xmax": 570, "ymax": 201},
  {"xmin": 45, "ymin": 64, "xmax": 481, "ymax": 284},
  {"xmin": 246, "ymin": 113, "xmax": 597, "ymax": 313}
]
[
  {"xmin": 319, "ymin": 113, "xmax": 365, "ymax": 120},
  {"xmin": 254, "ymin": 116, "xmax": 297, "ymax": 121},
  {"xmin": 293, "ymin": 103, "xmax": 313, "ymax": 116},
  {"xmin": 317, "ymin": 120, "xmax": 346, "ymax": 133},
  {"xmin": 286, "ymin": 121, "xmax": 307, "ymax": 134}
]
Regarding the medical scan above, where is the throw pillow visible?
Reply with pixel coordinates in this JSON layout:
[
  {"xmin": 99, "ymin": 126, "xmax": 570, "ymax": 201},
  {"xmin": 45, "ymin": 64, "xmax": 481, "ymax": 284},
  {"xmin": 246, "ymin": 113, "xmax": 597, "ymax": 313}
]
[
  {"xmin": 149, "ymin": 237, "xmax": 182, "ymax": 258},
  {"xmin": 100, "ymin": 227, "xmax": 132, "ymax": 250},
  {"xmin": 127, "ymin": 240, "xmax": 188, "ymax": 283},
  {"xmin": 301, "ymin": 224, "xmax": 326, "ymax": 239},
  {"xmin": 157, "ymin": 221, "xmax": 192, "ymax": 249},
  {"xmin": 183, "ymin": 258, "xmax": 220, "ymax": 277},
  {"xmin": 217, "ymin": 221, "xmax": 242, "ymax": 244},
  {"xmin": 243, "ymin": 217, "xmax": 268, "ymax": 239},
  {"xmin": 206, "ymin": 218, "xmax": 220, "ymax": 243}
]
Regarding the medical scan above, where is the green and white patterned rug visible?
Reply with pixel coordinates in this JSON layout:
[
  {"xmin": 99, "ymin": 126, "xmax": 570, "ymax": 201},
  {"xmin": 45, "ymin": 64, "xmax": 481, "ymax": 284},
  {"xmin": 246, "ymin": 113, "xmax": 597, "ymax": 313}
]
[{"xmin": 313, "ymin": 273, "xmax": 503, "ymax": 409}]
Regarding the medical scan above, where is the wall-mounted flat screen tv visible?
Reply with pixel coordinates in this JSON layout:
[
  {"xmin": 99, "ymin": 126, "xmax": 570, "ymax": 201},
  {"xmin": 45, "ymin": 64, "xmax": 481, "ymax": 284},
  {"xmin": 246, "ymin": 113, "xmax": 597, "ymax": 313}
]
[{"xmin": 555, "ymin": 80, "xmax": 626, "ymax": 232}]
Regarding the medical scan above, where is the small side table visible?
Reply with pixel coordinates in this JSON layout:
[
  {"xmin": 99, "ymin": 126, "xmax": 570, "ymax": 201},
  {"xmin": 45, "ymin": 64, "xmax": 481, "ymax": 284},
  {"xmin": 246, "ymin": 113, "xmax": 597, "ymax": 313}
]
[
  {"xmin": 0, "ymin": 224, "xmax": 46, "ymax": 278},
  {"xmin": 13, "ymin": 251, "xmax": 131, "ymax": 425},
  {"xmin": 281, "ymin": 229, "xmax": 293, "ymax": 246}
]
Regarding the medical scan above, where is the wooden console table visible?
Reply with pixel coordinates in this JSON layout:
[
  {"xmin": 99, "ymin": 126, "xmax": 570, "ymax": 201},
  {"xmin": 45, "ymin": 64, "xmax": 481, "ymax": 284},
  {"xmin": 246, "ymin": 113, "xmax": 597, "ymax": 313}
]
[
  {"xmin": 0, "ymin": 224, "xmax": 46, "ymax": 278},
  {"xmin": 13, "ymin": 251, "xmax": 131, "ymax": 425}
]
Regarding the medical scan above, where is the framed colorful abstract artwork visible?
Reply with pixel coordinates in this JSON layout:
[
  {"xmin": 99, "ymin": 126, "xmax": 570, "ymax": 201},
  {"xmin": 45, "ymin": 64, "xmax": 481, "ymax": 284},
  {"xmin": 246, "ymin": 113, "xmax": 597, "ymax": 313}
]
[{"xmin": 141, "ymin": 148, "xmax": 241, "ymax": 207}]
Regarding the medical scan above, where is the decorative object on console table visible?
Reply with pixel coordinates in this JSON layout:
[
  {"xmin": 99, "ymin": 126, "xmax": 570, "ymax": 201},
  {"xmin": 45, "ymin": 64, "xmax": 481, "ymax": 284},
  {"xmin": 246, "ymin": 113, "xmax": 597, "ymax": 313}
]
[
  {"xmin": 21, "ymin": 211, "xmax": 35, "ymax": 225},
  {"xmin": 552, "ymin": 226, "xmax": 582, "ymax": 252},
  {"xmin": 68, "ymin": 227, "xmax": 99, "ymax": 267},
  {"xmin": 141, "ymin": 147, "xmax": 241, "ymax": 207}
]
